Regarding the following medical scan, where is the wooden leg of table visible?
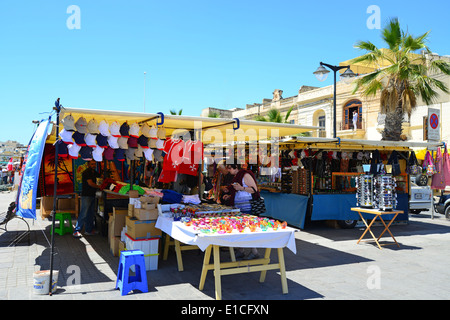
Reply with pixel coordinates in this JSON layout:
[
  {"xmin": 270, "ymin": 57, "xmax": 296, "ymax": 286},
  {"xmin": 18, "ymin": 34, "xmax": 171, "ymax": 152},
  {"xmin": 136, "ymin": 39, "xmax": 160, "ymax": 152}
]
[
  {"xmin": 277, "ymin": 248, "xmax": 288, "ymax": 294},
  {"xmin": 174, "ymin": 239, "xmax": 184, "ymax": 272},
  {"xmin": 229, "ymin": 247, "xmax": 236, "ymax": 262},
  {"xmin": 163, "ymin": 234, "xmax": 171, "ymax": 261},
  {"xmin": 358, "ymin": 214, "xmax": 382, "ymax": 249},
  {"xmin": 259, "ymin": 248, "xmax": 272, "ymax": 283},
  {"xmin": 199, "ymin": 245, "xmax": 212, "ymax": 291},
  {"xmin": 377, "ymin": 214, "xmax": 400, "ymax": 247},
  {"xmin": 213, "ymin": 245, "xmax": 222, "ymax": 300}
]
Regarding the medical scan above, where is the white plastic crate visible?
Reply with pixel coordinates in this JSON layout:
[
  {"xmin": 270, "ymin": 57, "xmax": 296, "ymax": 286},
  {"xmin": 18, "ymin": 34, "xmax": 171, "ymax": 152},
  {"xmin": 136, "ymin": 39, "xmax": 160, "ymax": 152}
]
[{"xmin": 124, "ymin": 234, "xmax": 159, "ymax": 271}]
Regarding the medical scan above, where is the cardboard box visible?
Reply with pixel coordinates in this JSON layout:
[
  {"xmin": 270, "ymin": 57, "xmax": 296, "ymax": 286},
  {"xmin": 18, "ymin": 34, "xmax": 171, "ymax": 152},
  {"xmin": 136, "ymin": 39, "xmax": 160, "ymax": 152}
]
[
  {"xmin": 109, "ymin": 236, "xmax": 120, "ymax": 257},
  {"xmin": 134, "ymin": 208, "xmax": 159, "ymax": 221},
  {"xmin": 126, "ymin": 216, "xmax": 162, "ymax": 240},
  {"xmin": 40, "ymin": 194, "xmax": 79, "ymax": 219},
  {"xmin": 129, "ymin": 190, "xmax": 139, "ymax": 198},
  {"xmin": 142, "ymin": 203, "xmax": 156, "ymax": 210},
  {"xmin": 118, "ymin": 240, "xmax": 126, "ymax": 255},
  {"xmin": 110, "ymin": 208, "xmax": 127, "ymax": 237},
  {"xmin": 128, "ymin": 204, "xmax": 134, "ymax": 218},
  {"xmin": 140, "ymin": 196, "xmax": 160, "ymax": 204}
]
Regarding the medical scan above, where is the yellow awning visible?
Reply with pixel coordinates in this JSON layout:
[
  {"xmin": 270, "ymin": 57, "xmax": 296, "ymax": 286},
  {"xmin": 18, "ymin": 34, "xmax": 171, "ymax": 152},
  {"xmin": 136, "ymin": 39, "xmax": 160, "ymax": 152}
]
[{"xmin": 46, "ymin": 107, "xmax": 320, "ymax": 144}]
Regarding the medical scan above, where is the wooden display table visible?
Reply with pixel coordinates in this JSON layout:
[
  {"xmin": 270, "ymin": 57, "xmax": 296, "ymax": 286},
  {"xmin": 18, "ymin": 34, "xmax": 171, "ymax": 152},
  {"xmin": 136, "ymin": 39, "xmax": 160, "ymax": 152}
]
[
  {"xmin": 351, "ymin": 207, "xmax": 403, "ymax": 249},
  {"xmin": 156, "ymin": 216, "xmax": 296, "ymax": 300}
]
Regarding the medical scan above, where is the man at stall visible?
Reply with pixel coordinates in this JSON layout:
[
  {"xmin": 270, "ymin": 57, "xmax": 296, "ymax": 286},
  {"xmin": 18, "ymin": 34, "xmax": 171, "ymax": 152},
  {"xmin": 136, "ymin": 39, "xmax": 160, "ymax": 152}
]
[{"xmin": 73, "ymin": 160, "xmax": 101, "ymax": 238}]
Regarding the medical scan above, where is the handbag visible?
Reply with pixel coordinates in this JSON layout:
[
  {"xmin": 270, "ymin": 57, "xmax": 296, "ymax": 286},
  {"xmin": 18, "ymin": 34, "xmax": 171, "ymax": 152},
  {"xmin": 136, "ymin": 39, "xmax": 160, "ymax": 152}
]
[
  {"xmin": 250, "ymin": 187, "xmax": 266, "ymax": 216},
  {"xmin": 423, "ymin": 151, "xmax": 436, "ymax": 177},
  {"xmin": 407, "ymin": 151, "xmax": 422, "ymax": 175},
  {"xmin": 388, "ymin": 150, "xmax": 401, "ymax": 176}
]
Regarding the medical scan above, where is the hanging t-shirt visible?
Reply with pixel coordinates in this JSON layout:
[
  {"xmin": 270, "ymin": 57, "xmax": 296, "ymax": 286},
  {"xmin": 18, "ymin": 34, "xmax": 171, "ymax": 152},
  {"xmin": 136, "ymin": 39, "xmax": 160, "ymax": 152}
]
[
  {"xmin": 158, "ymin": 168, "xmax": 177, "ymax": 183},
  {"xmin": 179, "ymin": 140, "xmax": 204, "ymax": 176},
  {"xmin": 162, "ymin": 138, "xmax": 185, "ymax": 171}
]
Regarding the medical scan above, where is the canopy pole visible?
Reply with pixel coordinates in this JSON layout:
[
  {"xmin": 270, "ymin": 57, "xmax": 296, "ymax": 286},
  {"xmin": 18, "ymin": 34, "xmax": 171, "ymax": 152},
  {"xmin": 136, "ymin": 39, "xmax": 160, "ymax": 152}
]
[{"xmin": 49, "ymin": 98, "xmax": 61, "ymax": 296}]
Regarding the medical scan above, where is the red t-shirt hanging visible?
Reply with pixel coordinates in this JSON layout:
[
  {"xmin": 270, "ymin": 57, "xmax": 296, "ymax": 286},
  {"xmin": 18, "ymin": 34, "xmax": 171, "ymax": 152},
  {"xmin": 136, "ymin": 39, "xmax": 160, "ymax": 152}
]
[
  {"xmin": 158, "ymin": 169, "xmax": 177, "ymax": 183},
  {"xmin": 179, "ymin": 140, "xmax": 204, "ymax": 176},
  {"xmin": 162, "ymin": 138, "xmax": 185, "ymax": 172}
]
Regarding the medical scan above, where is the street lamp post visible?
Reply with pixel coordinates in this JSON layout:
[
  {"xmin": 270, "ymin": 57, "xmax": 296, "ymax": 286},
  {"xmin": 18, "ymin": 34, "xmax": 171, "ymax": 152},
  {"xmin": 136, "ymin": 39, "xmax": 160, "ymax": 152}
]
[
  {"xmin": 313, "ymin": 62, "xmax": 356, "ymax": 138},
  {"xmin": 144, "ymin": 71, "xmax": 147, "ymax": 113}
]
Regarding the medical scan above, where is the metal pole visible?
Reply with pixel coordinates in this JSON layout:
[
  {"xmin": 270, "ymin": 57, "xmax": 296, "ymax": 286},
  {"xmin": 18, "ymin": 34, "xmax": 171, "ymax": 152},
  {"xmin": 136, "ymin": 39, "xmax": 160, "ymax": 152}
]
[
  {"xmin": 144, "ymin": 72, "xmax": 146, "ymax": 113},
  {"xmin": 49, "ymin": 98, "xmax": 61, "ymax": 296},
  {"xmin": 333, "ymin": 70, "xmax": 337, "ymax": 139}
]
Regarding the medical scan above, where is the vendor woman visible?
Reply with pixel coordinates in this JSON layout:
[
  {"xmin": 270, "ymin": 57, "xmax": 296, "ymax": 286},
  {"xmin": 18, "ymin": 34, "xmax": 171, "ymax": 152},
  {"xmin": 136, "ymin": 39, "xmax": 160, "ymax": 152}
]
[{"xmin": 223, "ymin": 163, "xmax": 260, "ymax": 260}]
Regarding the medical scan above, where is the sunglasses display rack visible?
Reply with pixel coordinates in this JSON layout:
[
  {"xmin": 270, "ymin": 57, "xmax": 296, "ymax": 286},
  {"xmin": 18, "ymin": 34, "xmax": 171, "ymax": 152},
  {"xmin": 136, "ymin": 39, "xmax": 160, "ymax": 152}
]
[
  {"xmin": 374, "ymin": 174, "xmax": 397, "ymax": 211},
  {"xmin": 356, "ymin": 174, "xmax": 375, "ymax": 208}
]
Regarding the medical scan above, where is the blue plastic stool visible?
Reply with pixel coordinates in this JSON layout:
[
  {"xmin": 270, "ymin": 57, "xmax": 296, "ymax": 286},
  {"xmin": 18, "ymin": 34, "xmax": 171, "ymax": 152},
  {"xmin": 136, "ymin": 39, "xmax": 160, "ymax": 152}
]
[{"xmin": 115, "ymin": 250, "xmax": 148, "ymax": 296}]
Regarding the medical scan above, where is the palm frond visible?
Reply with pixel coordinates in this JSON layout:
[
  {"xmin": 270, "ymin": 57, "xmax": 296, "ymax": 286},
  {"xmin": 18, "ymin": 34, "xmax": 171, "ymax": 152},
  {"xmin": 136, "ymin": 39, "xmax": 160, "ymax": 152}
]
[
  {"xmin": 382, "ymin": 18, "xmax": 402, "ymax": 51},
  {"xmin": 284, "ymin": 106, "xmax": 294, "ymax": 123},
  {"xmin": 429, "ymin": 59, "xmax": 450, "ymax": 76}
]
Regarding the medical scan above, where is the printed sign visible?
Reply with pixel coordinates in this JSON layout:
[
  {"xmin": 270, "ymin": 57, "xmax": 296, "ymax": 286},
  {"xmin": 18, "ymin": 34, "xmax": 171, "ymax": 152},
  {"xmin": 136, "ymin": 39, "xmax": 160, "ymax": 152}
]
[{"xmin": 427, "ymin": 108, "xmax": 440, "ymax": 141}]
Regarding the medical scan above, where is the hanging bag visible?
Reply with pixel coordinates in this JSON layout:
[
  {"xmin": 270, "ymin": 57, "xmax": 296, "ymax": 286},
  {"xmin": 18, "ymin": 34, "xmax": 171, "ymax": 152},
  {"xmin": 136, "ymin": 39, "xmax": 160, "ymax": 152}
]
[
  {"xmin": 250, "ymin": 187, "xmax": 266, "ymax": 216},
  {"xmin": 443, "ymin": 146, "xmax": 450, "ymax": 186},
  {"xmin": 388, "ymin": 151, "xmax": 401, "ymax": 176},
  {"xmin": 407, "ymin": 151, "xmax": 422, "ymax": 175},
  {"xmin": 423, "ymin": 151, "xmax": 436, "ymax": 177}
]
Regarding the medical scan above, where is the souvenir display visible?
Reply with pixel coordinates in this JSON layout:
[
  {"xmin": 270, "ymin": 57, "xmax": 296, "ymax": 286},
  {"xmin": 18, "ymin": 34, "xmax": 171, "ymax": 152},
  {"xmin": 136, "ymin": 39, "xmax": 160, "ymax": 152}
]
[
  {"xmin": 181, "ymin": 214, "xmax": 288, "ymax": 234},
  {"xmin": 356, "ymin": 174, "xmax": 375, "ymax": 208},
  {"xmin": 374, "ymin": 174, "xmax": 397, "ymax": 211}
]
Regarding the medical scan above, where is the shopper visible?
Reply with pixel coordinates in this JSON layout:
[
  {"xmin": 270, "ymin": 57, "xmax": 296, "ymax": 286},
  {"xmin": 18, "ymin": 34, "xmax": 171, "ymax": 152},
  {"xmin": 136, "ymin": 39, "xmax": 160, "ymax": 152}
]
[
  {"xmin": 73, "ymin": 160, "xmax": 101, "ymax": 238},
  {"xmin": 223, "ymin": 163, "xmax": 260, "ymax": 259}
]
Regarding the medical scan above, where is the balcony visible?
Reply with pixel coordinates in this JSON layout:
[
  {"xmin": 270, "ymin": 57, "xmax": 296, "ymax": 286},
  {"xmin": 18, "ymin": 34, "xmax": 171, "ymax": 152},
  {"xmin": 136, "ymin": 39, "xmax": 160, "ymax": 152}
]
[{"xmin": 337, "ymin": 119, "xmax": 366, "ymax": 138}]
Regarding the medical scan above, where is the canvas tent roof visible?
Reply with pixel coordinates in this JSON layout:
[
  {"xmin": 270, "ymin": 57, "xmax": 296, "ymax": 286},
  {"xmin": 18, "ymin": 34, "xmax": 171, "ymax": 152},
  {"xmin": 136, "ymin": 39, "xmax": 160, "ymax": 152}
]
[
  {"xmin": 46, "ymin": 107, "xmax": 320, "ymax": 144},
  {"xmin": 278, "ymin": 137, "xmax": 444, "ymax": 151}
]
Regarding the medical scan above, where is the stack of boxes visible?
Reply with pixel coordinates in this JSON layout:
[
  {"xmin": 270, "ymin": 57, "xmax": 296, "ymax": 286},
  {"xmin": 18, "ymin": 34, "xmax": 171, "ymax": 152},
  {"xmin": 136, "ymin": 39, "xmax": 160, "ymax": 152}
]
[{"xmin": 108, "ymin": 190, "xmax": 162, "ymax": 271}]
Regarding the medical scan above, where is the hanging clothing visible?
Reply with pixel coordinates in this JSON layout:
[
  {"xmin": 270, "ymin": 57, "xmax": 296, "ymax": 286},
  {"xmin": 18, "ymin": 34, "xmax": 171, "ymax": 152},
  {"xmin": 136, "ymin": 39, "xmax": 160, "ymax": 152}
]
[
  {"xmin": 431, "ymin": 148, "xmax": 446, "ymax": 190},
  {"xmin": 162, "ymin": 138, "xmax": 185, "ymax": 172},
  {"xmin": 443, "ymin": 146, "xmax": 450, "ymax": 186},
  {"xmin": 179, "ymin": 140, "xmax": 204, "ymax": 176}
]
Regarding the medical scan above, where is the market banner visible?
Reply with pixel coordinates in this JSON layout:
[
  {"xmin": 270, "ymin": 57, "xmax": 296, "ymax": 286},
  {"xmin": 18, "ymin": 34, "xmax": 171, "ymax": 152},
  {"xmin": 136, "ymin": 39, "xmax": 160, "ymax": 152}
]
[{"xmin": 16, "ymin": 117, "xmax": 51, "ymax": 219}]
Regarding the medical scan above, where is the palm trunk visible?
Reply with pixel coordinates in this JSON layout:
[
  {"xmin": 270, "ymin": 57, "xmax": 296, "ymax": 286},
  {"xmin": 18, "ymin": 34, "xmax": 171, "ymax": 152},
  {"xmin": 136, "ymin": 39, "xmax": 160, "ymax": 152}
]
[{"xmin": 381, "ymin": 106, "xmax": 404, "ymax": 141}]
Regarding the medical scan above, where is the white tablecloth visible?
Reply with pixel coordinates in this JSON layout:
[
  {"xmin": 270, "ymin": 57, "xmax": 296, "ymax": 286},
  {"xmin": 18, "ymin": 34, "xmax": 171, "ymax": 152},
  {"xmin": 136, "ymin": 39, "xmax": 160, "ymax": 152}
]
[{"xmin": 155, "ymin": 216, "xmax": 297, "ymax": 254}]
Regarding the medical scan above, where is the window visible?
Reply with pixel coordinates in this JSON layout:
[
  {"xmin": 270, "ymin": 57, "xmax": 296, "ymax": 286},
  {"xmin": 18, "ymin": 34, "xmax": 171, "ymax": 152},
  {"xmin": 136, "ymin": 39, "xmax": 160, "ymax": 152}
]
[
  {"xmin": 318, "ymin": 115, "xmax": 326, "ymax": 137},
  {"xmin": 343, "ymin": 99, "xmax": 362, "ymax": 130}
]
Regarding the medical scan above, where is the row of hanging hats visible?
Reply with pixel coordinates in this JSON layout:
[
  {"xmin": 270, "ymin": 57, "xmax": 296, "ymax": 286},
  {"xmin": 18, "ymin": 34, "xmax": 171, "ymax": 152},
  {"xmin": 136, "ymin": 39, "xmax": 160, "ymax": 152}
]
[{"xmin": 56, "ymin": 115, "xmax": 167, "ymax": 162}]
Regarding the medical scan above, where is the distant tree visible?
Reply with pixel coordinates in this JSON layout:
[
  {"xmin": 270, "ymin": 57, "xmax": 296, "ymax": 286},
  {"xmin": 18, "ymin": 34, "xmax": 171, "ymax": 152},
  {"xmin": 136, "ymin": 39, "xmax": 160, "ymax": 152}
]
[{"xmin": 169, "ymin": 108, "xmax": 183, "ymax": 115}]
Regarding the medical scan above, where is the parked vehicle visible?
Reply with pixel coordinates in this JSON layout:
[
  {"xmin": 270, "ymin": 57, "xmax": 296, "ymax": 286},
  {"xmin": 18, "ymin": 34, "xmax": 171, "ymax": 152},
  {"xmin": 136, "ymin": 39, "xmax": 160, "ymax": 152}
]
[
  {"xmin": 435, "ymin": 192, "xmax": 450, "ymax": 220},
  {"xmin": 409, "ymin": 182, "xmax": 433, "ymax": 214}
]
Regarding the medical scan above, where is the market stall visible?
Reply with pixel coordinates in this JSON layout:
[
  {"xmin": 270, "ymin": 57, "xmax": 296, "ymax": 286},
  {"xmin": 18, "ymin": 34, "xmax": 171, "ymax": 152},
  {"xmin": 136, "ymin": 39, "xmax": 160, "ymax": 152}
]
[
  {"xmin": 20, "ymin": 103, "xmax": 317, "ymax": 296},
  {"xmin": 221, "ymin": 137, "xmax": 445, "ymax": 229}
]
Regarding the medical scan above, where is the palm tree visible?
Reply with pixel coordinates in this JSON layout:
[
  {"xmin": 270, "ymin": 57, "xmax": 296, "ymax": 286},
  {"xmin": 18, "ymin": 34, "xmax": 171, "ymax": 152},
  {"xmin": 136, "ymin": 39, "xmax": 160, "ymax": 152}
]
[
  {"xmin": 208, "ymin": 111, "xmax": 220, "ymax": 118},
  {"xmin": 169, "ymin": 108, "xmax": 183, "ymax": 115},
  {"xmin": 255, "ymin": 106, "xmax": 294, "ymax": 123},
  {"xmin": 350, "ymin": 18, "xmax": 450, "ymax": 141}
]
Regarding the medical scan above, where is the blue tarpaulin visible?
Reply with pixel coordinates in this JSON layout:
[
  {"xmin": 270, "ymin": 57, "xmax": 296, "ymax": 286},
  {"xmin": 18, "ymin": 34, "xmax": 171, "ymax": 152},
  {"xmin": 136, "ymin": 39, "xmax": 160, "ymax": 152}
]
[
  {"xmin": 260, "ymin": 191, "xmax": 309, "ymax": 229},
  {"xmin": 311, "ymin": 193, "xmax": 409, "ymax": 222}
]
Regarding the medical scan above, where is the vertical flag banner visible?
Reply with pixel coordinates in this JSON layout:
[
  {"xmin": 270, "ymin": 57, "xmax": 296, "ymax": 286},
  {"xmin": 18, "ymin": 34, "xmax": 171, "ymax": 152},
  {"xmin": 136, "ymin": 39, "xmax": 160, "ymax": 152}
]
[{"xmin": 16, "ymin": 118, "xmax": 51, "ymax": 219}]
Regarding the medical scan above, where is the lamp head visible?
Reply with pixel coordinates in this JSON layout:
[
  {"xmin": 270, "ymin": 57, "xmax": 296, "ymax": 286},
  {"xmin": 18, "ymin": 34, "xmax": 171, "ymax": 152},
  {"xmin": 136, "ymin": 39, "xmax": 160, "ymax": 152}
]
[{"xmin": 313, "ymin": 65, "xmax": 330, "ymax": 82}]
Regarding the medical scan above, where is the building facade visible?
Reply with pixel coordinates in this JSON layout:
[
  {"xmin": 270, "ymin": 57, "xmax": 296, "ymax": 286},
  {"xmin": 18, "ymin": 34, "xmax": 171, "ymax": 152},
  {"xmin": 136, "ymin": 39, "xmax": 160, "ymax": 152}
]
[{"xmin": 202, "ymin": 53, "xmax": 450, "ymax": 144}]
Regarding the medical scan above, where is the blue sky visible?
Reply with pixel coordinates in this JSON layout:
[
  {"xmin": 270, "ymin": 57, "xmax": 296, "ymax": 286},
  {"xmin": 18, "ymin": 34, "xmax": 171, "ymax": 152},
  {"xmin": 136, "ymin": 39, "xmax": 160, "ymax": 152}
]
[{"xmin": 1, "ymin": 0, "xmax": 449, "ymax": 145}]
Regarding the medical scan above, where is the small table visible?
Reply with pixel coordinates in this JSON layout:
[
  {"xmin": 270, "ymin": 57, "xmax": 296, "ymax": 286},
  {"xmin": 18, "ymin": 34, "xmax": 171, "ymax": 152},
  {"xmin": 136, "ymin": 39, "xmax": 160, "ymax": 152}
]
[{"xmin": 351, "ymin": 207, "xmax": 403, "ymax": 249}]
